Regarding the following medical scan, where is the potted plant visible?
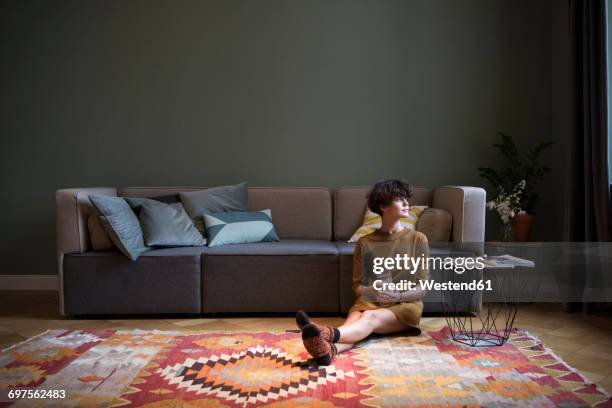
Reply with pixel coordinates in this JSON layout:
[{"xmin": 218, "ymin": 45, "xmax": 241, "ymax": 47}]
[{"xmin": 478, "ymin": 132, "xmax": 555, "ymax": 241}]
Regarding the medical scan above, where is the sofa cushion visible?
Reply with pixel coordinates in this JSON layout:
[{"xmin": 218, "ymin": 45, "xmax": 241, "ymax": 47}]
[
  {"xmin": 88, "ymin": 214, "xmax": 114, "ymax": 251},
  {"xmin": 118, "ymin": 187, "xmax": 203, "ymax": 197},
  {"xmin": 68, "ymin": 246, "xmax": 207, "ymax": 257},
  {"xmin": 202, "ymin": 239, "xmax": 338, "ymax": 255},
  {"xmin": 416, "ymin": 208, "xmax": 452, "ymax": 242},
  {"xmin": 248, "ymin": 187, "xmax": 332, "ymax": 240},
  {"xmin": 334, "ymin": 241, "xmax": 355, "ymax": 256},
  {"xmin": 333, "ymin": 186, "xmax": 432, "ymax": 241},
  {"xmin": 118, "ymin": 186, "xmax": 333, "ymax": 241}
]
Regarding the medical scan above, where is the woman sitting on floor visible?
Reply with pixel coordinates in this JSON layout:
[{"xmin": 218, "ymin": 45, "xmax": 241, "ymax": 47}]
[{"xmin": 297, "ymin": 179, "xmax": 430, "ymax": 365}]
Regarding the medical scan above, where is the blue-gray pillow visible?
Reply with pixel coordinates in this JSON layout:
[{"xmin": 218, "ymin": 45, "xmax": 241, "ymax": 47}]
[
  {"xmin": 124, "ymin": 198, "xmax": 205, "ymax": 247},
  {"xmin": 88, "ymin": 195, "xmax": 148, "ymax": 260},
  {"xmin": 202, "ymin": 209, "xmax": 280, "ymax": 248},
  {"xmin": 179, "ymin": 182, "xmax": 248, "ymax": 233},
  {"xmin": 87, "ymin": 194, "xmax": 181, "ymax": 252}
]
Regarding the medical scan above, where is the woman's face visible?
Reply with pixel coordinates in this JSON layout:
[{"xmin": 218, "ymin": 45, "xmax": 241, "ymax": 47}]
[{"xmin": 381, "ymin": 197, "xmax": 410, "ymax": 220}]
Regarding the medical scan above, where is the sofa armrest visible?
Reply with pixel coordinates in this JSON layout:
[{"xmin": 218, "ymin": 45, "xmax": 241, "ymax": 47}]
[
  {"xmin": 432, "ymin": 186, "xmax": 486, "ymax": 243},
  {"xmin": 56, "ymin": 188, "xmax": 117, "ymax": 256},
  {"xmin": 56, "ymin": 187, "xmax": 116, "ymax": 315}
]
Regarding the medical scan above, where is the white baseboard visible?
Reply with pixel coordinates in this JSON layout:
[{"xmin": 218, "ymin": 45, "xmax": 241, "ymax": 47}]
[{"xmin": 0, "ymin": 275, "xmax": 58, "ymax": 291}]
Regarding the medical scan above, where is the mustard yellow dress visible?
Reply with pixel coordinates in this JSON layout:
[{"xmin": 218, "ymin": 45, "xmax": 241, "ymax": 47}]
[{"xmin": 348, "ymin": 228, "xmax": 430, "ymax": 329}]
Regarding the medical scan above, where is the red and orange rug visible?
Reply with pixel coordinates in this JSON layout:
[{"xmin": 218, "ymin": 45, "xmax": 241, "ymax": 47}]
[{"xmin": 0, "ymin": 327, "xmax": 610, "ymax": 407}]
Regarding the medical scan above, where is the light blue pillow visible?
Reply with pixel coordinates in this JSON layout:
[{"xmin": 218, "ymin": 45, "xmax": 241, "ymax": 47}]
[
  {"xmin": 88, "ymin": 195, "xmax": 148, "ymax": 260},
  {"xmin": 124, "ymin": 198, "xmax": 206, "ymax": 247},
  {"xmin": 203, "ymin": 209, "xmax": 280, "ymax": 247}
]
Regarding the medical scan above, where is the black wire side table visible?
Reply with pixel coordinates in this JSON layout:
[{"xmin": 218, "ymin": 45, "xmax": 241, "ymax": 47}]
[{"xmin": 442, "ymin": 261, "xmax": 533, "ymax": 347}]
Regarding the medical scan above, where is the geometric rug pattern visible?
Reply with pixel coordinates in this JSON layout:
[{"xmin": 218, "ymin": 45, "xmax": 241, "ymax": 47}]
[{"xmin": 1, "ymin": 327, "xmax": 610, "ymax": 407}]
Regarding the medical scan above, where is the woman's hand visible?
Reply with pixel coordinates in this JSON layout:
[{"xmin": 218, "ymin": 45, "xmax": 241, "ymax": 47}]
[{"xmin": 376, "ymin": 291, "xmax": 401, "ymax": 303}]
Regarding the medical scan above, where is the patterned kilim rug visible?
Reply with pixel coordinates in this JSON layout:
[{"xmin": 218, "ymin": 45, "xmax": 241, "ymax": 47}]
[{"xmin": 0, "ymin": 327, "xmax": 610, "ymax": 407}]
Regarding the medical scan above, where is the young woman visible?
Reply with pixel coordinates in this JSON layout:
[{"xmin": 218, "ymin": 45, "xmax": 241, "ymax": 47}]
[{"xmin": 297, "ymin": 179, "xmax": 430, "ymax": 365}]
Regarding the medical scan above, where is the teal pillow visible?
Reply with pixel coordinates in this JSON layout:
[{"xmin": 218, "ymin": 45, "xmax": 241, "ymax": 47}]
[
  {"xmin": 203, "ymin": 209, "xmax": 280, "ymax": 248},
  {"xmin": 124, "ymin": 198, "xmax": 206, "ymax": 247},
  {"xmin": 88, "ymin": 195, "xmax": 148, "ymax": 260}
]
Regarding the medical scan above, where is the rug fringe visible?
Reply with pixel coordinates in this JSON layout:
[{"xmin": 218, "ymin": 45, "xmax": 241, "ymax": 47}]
[
  {"xmin": 1, "ymin": 329, "xmax": 51, "ymax": 353},
  {"xmin": 517, "ymin": 328, "xmax": 611, "ymax": 398}
]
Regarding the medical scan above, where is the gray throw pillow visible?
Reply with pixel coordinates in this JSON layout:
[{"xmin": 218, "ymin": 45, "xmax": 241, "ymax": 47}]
[
  {"xmin": 125, "ymin": 198, "xmax": 205, "ymax": 247},
  {"xmin": 179, "ymin": 182, "xmax": 248, "ymax": 232},
  {"xmin": 88, "ymin": 195, "xmax": 148, "ymax": 260},
  {"xmin": 87, "ymin": 194, "xmax": 180, "ymax": 252},
  {"xmin": 203, "ymin": 209, "xmax": 280, "ymax": 248}
]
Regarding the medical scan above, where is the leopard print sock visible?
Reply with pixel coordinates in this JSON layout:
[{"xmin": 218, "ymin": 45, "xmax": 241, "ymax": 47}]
[
  {"xmin": 296, "ymin": 310, "xmax": 340, "ymax": 343},
  {"xmin": 301, "ymin": 323, "xmax": 337, "ymax": 366}
]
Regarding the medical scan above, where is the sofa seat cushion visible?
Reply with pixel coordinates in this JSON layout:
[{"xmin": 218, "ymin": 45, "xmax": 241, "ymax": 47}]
[
  {"xmin": 202, "ymin": 239, "xmax": 339, "ymax": 255},
  {"xmin": 63, "ymin": 247, "xmax": 204, "ymax": 315},
  {"xmin": 334, "ymin": 241, "xmax": 355, "ymax": 256},
  {"xmin": 69, "ymin": 247, "xmax": 207, "ymax": 257}
]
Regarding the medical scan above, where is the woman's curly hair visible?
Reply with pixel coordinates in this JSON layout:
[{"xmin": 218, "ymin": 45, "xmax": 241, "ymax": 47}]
[{"xmin": 367, "ymin": 179, "xmax": 413, "ymax": 216}]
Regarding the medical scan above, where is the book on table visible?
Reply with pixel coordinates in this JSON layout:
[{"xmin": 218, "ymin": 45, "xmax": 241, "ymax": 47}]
[{"xmin": 482, "ymin": 254, "xmax": 535, "ymax": 268}]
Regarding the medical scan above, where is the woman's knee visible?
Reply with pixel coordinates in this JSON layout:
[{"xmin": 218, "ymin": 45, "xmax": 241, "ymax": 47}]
[
  {"xmin": 348, "ymin": 311, "xmax": 362, "ymax": 320},
  {"xmin": 344, "ymin": 311, "xmax": 362, "ymax": 325},
  {"xmin": 361, "ymin": 310, "xmax": 379, "ymax": 327}
]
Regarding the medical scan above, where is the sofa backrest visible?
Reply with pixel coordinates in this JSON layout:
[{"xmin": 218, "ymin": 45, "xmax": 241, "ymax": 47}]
[
  {"xmin": 333, "ymin": 186, "xmax": 432, "ymax": 241},
  {"xmin": 118, "ymin": 186, "xmax": 332, "ymax": 240}
]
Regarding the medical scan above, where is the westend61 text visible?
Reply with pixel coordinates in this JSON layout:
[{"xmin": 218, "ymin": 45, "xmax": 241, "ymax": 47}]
[{"xmin": 373, "ymin": 279, "xmax": 493, "ymax": 291}]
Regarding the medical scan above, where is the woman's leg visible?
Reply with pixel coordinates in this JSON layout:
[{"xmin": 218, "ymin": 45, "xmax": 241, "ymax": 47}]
[
  {"xmin": 337, "ymin": 309, "xmax": 408, "ymax": 344},
  {"xmin": 301, "ymin": 309, "xmax": 408, "ymax": 360},
  {"xmin": 344, "ymin": 311, "xmax": 363, "ymax": 325},
  {"xmin": 334, "ymin": 342, "xmax": 354, "ymax": 353},
  {"xmin": 320, "ymin": 311, "xmax": 362, "ymax": 354}
]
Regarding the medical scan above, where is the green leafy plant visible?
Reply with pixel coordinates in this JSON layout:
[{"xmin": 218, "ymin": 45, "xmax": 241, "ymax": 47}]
[{"xmin": 478, "ymin": 132, "xmax": 555, "ymax": 214}]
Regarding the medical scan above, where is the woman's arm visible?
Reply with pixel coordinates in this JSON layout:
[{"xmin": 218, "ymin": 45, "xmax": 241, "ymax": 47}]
[
  {"xmin": 416, "ymin": 232, "xmax": 430, "ymax": 283},
  {"xmin": 353, "ymin": 241, "xmax": 383, "ymax": 301}
]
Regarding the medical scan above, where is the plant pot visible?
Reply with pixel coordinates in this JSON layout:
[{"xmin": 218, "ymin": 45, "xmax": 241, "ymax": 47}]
[{"xmin": 512, "ymin": 214, "xmax": 534, "ymax": 242}]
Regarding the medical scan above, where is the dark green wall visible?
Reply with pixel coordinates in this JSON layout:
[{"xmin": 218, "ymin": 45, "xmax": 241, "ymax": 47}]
[
  {"xmin": 1, "ymin": 0, "xmax": 560, "ymax": 276},
  {"xmin": 608, "ymin": 0, "xmax": 612, "ymax": 183}
]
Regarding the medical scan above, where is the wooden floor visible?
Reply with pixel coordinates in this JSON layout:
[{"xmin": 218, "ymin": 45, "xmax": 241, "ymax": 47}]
[{"xmin": 1, "ymin": 291, "xmax": 611, "ymax": 393}]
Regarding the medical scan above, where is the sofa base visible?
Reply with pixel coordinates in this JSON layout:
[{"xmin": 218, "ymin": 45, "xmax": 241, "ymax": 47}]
[
  {"xmin": 63, "ymin": 249, "xmax": 202, "ymax": 315},
  {"xmin": 203, "ymin": 255, "xmax": 339, "ymax": 313}
]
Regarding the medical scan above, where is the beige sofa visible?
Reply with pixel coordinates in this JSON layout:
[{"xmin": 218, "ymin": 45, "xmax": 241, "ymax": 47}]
[{"xmin": 56, "ymin": 185, "xmax": 485, "ymax": 316}]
